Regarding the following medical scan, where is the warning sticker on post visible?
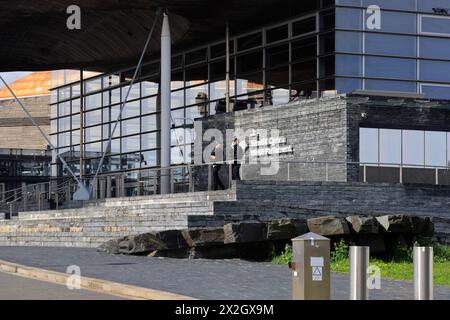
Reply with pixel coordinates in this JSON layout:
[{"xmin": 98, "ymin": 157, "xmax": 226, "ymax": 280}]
[{"xmin": 310, "ymin": 257, "xmax": 324, "ymax": 281}]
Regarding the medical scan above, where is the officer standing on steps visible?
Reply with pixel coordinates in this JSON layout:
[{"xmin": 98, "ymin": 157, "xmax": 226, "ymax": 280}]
[
  {"xmin": 231, "ymin": 138, "xmax": 244, "ymax": 181},
  {"xmin": 210, "ymin": 144, "xmax": 225, "ymax": 190}
]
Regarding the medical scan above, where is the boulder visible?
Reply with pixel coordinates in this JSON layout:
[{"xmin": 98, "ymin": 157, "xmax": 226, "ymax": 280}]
[
  {"xmin": 98, "ymin": 230, "xmax": 187, "ymax": 255},
  {"xmin": 411, "ymin": 216, "xmax": 434, "ymax": 236},
  {"xmin": 182, "ymin": 227, "xmax": 225, "ymax": 247},
  {"xmin": 307, "ymin": 216, "xmax": 350, "ymax": 236},
  {"xmin": 266, "ymin": 218, "xmax": 308, "ymax": 240},
  {"xmin": 155, "ymin": 230, "xmax": 188, "ymax": 250},
  {"xmin": 376, "ymin": 215, "xmax": 414, "ymax": 233},
  {"xmin": 97, "ymin": 233, "xmax": 166, "ymax": 255},
  {"xmin": 223, "ymin": 222, "xmax": 267, "ymax": 244},
  {"xmin": 346, "ymin": 216, "xmax": 381, "ymax": 234},
  {"xmin": 355, "ymin": 234, "xmax": 386, "ymax": 254}
]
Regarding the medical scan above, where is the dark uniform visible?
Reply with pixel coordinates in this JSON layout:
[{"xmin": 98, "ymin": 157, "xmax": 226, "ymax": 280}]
[{"xmin": 211, "ymin": 147, "xmax": 225, "ymax": 190}]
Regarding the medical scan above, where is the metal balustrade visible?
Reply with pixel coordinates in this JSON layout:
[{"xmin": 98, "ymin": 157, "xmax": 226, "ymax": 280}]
[{"xmin": 1, "ymin": 160, "xmax": 448, "ymax": 217}]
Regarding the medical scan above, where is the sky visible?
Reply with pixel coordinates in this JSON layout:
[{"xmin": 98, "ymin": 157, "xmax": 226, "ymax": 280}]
[{"xmin": 0, "ymin": 72, "xmax": 31, "ymax": 88}]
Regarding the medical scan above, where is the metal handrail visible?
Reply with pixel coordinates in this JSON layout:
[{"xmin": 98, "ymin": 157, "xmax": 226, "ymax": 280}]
[{"xmin": 0, "ymin": 181, "xmax": 51, "ymax": 205}]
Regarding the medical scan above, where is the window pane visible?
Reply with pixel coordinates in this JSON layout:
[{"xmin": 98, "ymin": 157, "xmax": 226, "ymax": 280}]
[
  {"xmin": 186, "ymin": 84, "xmax": 208, "ymax": 106},
  {"xmin": 292, "ymin": 59, "xmax": 317, "ymax": 82},
  {"xmin": 237, "ymin": 51, "xmax": 263, "ymax": 75},
  {"xmin": 363, "ymin": 0, "xmax": 415, "ymax": 10},
  {"xmin": 237, "ymin": 32, "xmax": 262, "ymax": 51},
  {"xmin": 141, "ymin": 132, "xmax": 157, "ymax": 151},
  {"xmin": 421, "ymin": 16, "xmax": 450, "ymax": 36},
  {"xmin": 291, "ymin": 36, "xmax": 317, "ymax": 61},
  {"xmin": 122, "ymin": 135, "xmax": 140, "ymax": 153},
  {"xmin": 141, "ymin": 150, "xmax": 157, "ymax": 168},
  {"xmin": 419, "ymin": 0, "xmax": 450, "ymax": 12},
  {"xmin": 85, "ymin": 93, "xmax": 101, "ymax": 111},
  {"xmin": 122, "ymin": 118, "xmax": 140, "ymax": 136},
  {"xmin": 360, "ymin": 128, "xmax": 379, "ymax": 164},
  {"xmin": 185, "ymin": 48, "xmax": 207, "ymax": 65},
  {"xmin": 336, "ymin": 7, "xmax": 362, "ymax": 30},
  {"xmin": 142, "ymin": 115, "xmax": 157, "ymax": 133},
  {"xmin": 336, "ymin": 54, "xmax": 362, "ymax": 76},
  {"xmin": 266, "ymin": 45, "xmax": 289, "ymax": 69},
  {"xmin": 420, "ymin": 37, "xmax": 450, "ymax": 60},
  {"xmin": 266, "ymin": 25, "xmax": 288, "ymax": 43},
  {"xmin": 403, "ymin": 130, "xmax": 424, "ymax": 167},
  {"xmin": 336, "ymin": 77, "xmax": 362, "ymax": 94},
  {"xmin": 425, "ymin": 131, "xmax": 446, "ymax": 167},
  {"xmin": 85, "ymin": 125, "xmax": 102, "ymax": 143},
  {"xmin": 421, "ymin": 84, "xmax": 450, "ymax": 100},
  {"xmin": 142, "ymin": 96, "xmax": 157, "ymax": 115},
  {"xmin": 292, "ymin": 16, "xmax": 317, "ymax": 36},
  {"xmin": 420, "ymin": 60, "xmax": 450, "ymax": 83},
  {"xmin": 336, "ymin": 31, "xmax": 362, "ymax": 53},
  {"xmin": 365, "ymin": 79, "xmax": 416, "ymax": 93},
  {"xmin": 141, "ymin": 80, "xmax": 159, "ymax": 97},
  {"xmin": 366, "ymin": 34, "xmax": 416, "ymax": 56},
  {"xmin": 380, "ymin": 129, "xmax": 401, "ymax": 165},
  {"xmin": 366, "ymin": 57, "xmax": 416, "ymax": 80},
  {"xmin": 85, "ymin": 109, "xmax": 102, "ymax": 127}
]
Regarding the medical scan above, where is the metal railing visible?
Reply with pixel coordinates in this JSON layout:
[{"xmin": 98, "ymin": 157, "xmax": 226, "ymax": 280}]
[
  {"xmin": 0, "ymin": 178, "xmax": 76, "ymax": 217},
  {"xmin": 2, "ymin": 160, "xmax": 448, "ymax": 215}
]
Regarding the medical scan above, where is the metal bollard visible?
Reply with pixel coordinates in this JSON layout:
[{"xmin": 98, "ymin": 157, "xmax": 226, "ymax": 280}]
[
  {"xmin": 414, "ymin": 246, "xmax": 433, "ymax": 300},
  {"xmin": 290, "ymin": 232, "xmax": 330, "ymax": 300},
  {"xmin": 350, "ymin": 246, "xmax": 370, "ymax": 300}
]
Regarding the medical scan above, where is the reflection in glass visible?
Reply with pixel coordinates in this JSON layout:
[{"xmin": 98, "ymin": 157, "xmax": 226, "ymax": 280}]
[
  {"xmin": 402, "ymin": 130, "xmax": 424, "ymax": 167},
  {"xmin": 425, "ymin": 131, "xmax": 446, "ymax": 167},
  {"xmin": 380, "ymin": 129, "xmax": 401, "ymax": 165},
  {"xmin": 360, "ymin": 128, "xmax": 378, "ymax": 164}
]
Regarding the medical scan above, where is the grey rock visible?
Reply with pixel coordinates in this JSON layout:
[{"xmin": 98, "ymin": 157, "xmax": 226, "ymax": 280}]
[
  {"xmin": 307, "ymin": 216, "xmax": 350, "ymax": 236},
  {"xmin": 155, "ymin": 230, "xmax": 188, "ymax": 250},
  {"xmin": 223, "ymin": 222, "xmax": 267, "ymax": 244},
  {"xmin": 266, "ymin": 218, "xmax": 308, "ymax": 240},
  {"xmin": 182, "ymin": 228, "xmax": 225, "ymax": 247},
  {"xmin": 376, "ymin": 215, "xmax": 414, "ymax": 233},
  {"xmin": 346, "ymin": 216, "xmax": 381, "ymax": 234},
  {"xmin": 97, "ymin": 233, "xmax": 166, "ymax": 255}
]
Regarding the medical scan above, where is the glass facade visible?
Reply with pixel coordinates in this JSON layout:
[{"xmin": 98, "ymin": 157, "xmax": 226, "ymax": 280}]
[
  {"xmin": 50, "ymin": 1, "xmax": 450, "ymax": 178},
  {"xmin": 335, "ymin": 0, "xmax": 450, "ymax": 99},
  {"xmin": 360, "ymin": 127, "xmax": 450, "ymax": 168},
  {"xmin": 51, "ymin": 6, "xmax": 335, "ymax": 176}
]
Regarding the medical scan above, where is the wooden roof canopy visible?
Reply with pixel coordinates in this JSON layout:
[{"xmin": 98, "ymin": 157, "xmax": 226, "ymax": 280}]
[{"xmin": 0, "ymin": 0, "xmax": 319, "ymax": 72}]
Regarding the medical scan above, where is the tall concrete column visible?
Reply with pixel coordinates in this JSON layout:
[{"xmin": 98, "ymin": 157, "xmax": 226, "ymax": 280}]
[{"xmin": 160, "ymin": 12, "xmax": 171, "ymax": 194}]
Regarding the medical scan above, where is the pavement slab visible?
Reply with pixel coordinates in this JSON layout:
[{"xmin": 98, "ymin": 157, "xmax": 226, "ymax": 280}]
[{"xmin": 0, "ymin": 247, "xmax": 448, "ymax": 300}]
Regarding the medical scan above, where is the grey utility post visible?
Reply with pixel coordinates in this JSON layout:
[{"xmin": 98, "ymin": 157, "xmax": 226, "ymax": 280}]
[
  {"xmin": 290, "ymin": 232, "xmax": 331, "ymax": 300},
  {"xmin": 350, "ymin": 246, "xmax": 370, "ymax": 300},
  {"xmin": 414, "ymin": 246, "xmax": 433, "ymax": 300}
]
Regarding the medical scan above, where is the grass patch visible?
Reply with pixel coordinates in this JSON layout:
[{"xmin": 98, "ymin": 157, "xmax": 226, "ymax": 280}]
[{"xmin": 272, "ymin": 241, "xmax": 450, "ymax": 286}]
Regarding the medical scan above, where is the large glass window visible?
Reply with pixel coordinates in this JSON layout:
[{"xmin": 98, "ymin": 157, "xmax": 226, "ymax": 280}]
[
  {"xmin": 379, "ymin": 129, "xmax": 401, "ymax": 165},
  {"xmin": 366, "ymin": 34, "xmax": 416, "ymax": 56},
  {"xmin": 360, "ymin": 128, "xmax": 378, "ymax": 163},
  {"xmin": 366, "ymin": 57, "xmax": 416, "ymax": 80},
  {"xmin": 362, "ymin": 0, "xmax": 416, "ymax": 11},
  {"xmin": 425, "ymin": 131, "xmax": 446, "ymax": 167},
  {"xmin": 402, "ymin": 130, "xmax": 424, "ymax": 166},
  {"xmin": 420, "ymin": 60, "xmax": 450, "ymax": 83},
  {"xmin": 421, "ymin": 84, "xmax": 450, "ymax": 100},
  {"xmin": 420, "ymin": 37, "xmax": 450, "ymax": 60},
  {"xmin": 421, "ymin": 16, "xmax": 450, "ymax": 36}
]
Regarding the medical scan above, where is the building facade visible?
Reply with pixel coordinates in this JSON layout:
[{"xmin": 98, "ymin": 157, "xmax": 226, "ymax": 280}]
[
  {"xmin": 49, "ymin": 0, "xmax": 450, "ymax": 182},
  {"xmin": 0, "ymin": 72, "xmax": 52, "ymax": 192}
]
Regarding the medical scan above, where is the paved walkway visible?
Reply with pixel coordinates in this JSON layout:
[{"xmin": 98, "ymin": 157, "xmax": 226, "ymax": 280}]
[
  {"xmin": 0, "ymin": 247, "xmax": 448, "ymax": 300},
  {"xmin": 0, "ymin": 270, "xmax": 124, "ymax": 300}
]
